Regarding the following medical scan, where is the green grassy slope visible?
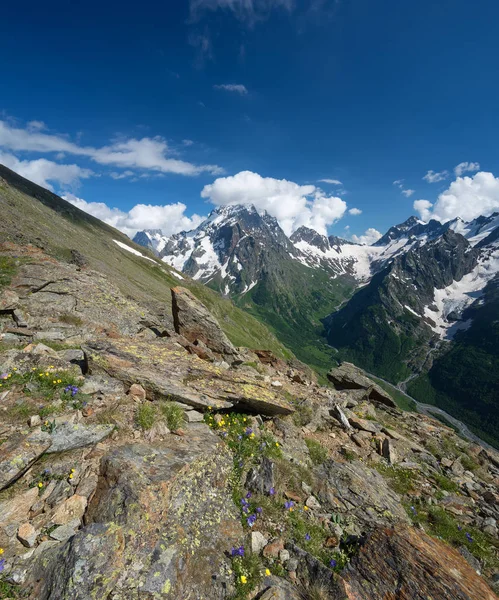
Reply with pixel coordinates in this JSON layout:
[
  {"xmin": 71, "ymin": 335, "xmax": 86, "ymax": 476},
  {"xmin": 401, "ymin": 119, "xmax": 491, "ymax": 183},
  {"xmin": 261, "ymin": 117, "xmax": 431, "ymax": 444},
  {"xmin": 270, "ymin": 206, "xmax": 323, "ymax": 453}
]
[{"xmin": 0, "ymin": 165, "xmax": 292, "ymax": 358}]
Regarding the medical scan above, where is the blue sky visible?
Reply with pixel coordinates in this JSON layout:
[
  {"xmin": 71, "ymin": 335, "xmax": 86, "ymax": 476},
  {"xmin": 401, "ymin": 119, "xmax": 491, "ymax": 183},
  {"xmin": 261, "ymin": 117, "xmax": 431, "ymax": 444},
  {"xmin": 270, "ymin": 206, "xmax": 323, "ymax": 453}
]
[{"xmin": 1, "ymin": 0, "xmax": 499, "ymax": 241}]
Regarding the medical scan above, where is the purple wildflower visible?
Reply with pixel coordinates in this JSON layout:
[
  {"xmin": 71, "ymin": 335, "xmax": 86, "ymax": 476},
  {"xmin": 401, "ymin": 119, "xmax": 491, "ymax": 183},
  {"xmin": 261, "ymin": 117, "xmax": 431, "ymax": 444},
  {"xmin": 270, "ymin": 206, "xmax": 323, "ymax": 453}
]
[
  {"xmin": 269, "ymin": 487, "xmax": 275, "ymax": 496},
  {"xmin": 237, "ymin": 434, "xmax": 243, "ymax": 441},
  {"xmin": 458, "ymin": 525, "xmax": 462, "ymax": 531},
  {"xmin": 305, "ymin": 533, "xmax": 311, "ymax": 541},
  {"xmin": 245, "ymin": 427, "xmax": 253, "ymax": 436},
  {"xmin": 256, "ymin": 507, "xmax": 262, "ymax": 514},
  {"xmin": 466, "ymin": 532, "xmax": 473, "ymax": 543},
  {"xmin": 231, "ymin": 546, "xmax": 245, "ymax": 557},
  {"xmin": 284, "ymin": 500, "xmax": 295, "ymax": 510},
  {"xmin": 330, "ymin": 559, "xmax": 337, "ymax": 568},
  {"xmin": 1, "ymin": 373, "xmax": 8, "ymax": 380},
  {"xmin": 0, "ymin": 558, "xmax": 5, "ymax": 572},
  {"xmin": 246, "ymin": 492, "xmax": 252, "ymax": 499},
  {"xmin": 247, "ymin": 514, "xmax": 257, "ymax": 527}
]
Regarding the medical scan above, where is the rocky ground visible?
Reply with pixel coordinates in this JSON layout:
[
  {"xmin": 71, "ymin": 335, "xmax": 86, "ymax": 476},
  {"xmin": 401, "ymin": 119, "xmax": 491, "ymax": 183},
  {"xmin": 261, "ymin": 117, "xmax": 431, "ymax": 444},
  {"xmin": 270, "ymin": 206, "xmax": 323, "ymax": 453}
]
[{"xmin": 0, "ymin": 243, "xmax": 498, "ymax": 599}]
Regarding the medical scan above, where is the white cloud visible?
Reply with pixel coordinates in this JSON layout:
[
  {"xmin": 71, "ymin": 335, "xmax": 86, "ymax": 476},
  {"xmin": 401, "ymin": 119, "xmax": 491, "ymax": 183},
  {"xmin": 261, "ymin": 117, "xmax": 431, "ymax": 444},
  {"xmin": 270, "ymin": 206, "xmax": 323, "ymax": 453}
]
[
  {"xmin": 110, "ymin": 170, "xmax": 135, "ymax": 180},
  {"xmin": 348, "ymin": 207, "xmax": 362, "ymax": 215},
  {"xmin": 213, "ymin": 84, "xmax": 248, "ymax": 95},
  {"xmin": 0, "ymin": 119, "xmax": 222, "ymax": 177},
  {"xmin": 319, "ymin": 178, "xmax": 342, "ymax": 185},
  {"xmin": 190, "ymin": 0, "xmax": 293, "ymax": 23},
  {"xmin": 351, "ymin": 228, "xmax": 382, "ymax": 245},
  {"xmin": 63, "ymin": 193, "xmax": 205, "ymax": 238},
  {"xmin": 402, "ymin": 189, "xmax": 415, "ymax": 197},
  {"xmin": 26, "ymin": 120, "xmax": 47, "ymax": 132},
  {"xmin": 413, "ymin": 171, "xmax": 499, "ymax": 223},
  {"xmin": 393, "ymin": 179, "xmax": 415, "ymax": 197},
  {"xmin": 423, "ymin": 169, "xmax": 449, "ymax": 183},
  {"xmin": 201, "ymin": 170, "xmax": 347, "ymax": 235},
  {"xmin": 0, "ymin": 151, "xmax": 93, "ymax": 191},
  {"xmin": 393, "ymin": 179, "xmax": 404, "ymax": 186},
  {"xmin": 454, "ymin": 161, "xmax": 480, "ymax": 177}
]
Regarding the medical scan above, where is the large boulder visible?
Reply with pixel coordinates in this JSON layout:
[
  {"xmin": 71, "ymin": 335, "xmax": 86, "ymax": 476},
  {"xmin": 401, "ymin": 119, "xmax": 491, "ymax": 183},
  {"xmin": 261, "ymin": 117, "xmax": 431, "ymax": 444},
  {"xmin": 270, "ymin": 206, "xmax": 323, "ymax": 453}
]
[
  {"xmin": 27, "ymin": 424, "xmax": 243, "ymax": 599},
  {"xmin": 339, "ymin": 526, "xmax": 498, "ymax": 599},
  {"xmin": 327, "ymin": 363, "xmax": 396, "ymax": 408},
  {"xmin": 171, "ymin": 286, "xmax": 237, "ymax": 356},
  {"xmin": 316, "ymin": 460, "xmax": 410, "ymax": 527},
  {"xmin": 84, "ymin": 338, "xmax": 294, "ymax": 416}
]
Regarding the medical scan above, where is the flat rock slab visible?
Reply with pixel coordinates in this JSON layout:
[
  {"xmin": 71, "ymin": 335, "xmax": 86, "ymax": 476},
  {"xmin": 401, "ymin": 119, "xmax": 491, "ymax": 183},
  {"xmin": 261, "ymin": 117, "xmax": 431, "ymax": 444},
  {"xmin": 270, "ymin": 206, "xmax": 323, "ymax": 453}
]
[
  {"xmin": 27, "ymin": 424, "xmax": 243, "ymax": 599},
  {"xmin": 340, "ymin": 525, "xmax": 498, "ymax": 600},
  {"xmin": 316, "ymin": 460, "xmax": 410, "ymax": 527},
  {"xmin": 0, "ymin": 432, "xmax": 52, "ymax": 490},
  {"xmin": 84, "ymin": 338, "xmax": 294, "ymax": 416},
  {"xmin": 327, "ymin": 363, "xmax": 396, "ymax": 408},
  {"xmin": 29, "ymin": 423, "xmax": 114, "ymax": 454}
]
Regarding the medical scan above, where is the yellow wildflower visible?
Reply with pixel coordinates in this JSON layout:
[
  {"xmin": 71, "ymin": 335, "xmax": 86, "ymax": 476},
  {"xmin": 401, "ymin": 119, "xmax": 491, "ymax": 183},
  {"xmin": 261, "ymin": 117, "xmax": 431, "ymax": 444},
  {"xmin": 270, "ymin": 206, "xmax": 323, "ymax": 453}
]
[
  {"xmin": 240, "ymin": 575, "xmax": 247, "ymax": 584},
  {"xmin": 57, "ymin": 379, "xmax": 62, "ymax": 384},
  {"xmin": 69, "ymin": 474, "xmax": 73, "ymax": 480},
  {"xmin": 13, "ymin": 367, "xmax": 17, "ymax": 371},
  {"xmin": 304, "ymin": 506, "xmax": 309, "ymax": 511},
  {"xmin": 0, "ymin": 548, "xmax": 4, "ymax": 555},
  {"xmin": 53, "ymin": 380, "xmax": 57, "ymax": 384},
  {"xmin": 38, "ymin": 482, "xmax": 43, "ymax": 489},
  {"xmin": 32, "ymin": 367, "xmax": 36, "ymax": 371},
  {"xmin": 275, "ymin": 442, "xmax": 279, "ymax": 447},
  {"xmin": 71, "ymin": 468, "xmax": 75, "ymax": 473},
  {"xmin": 265, "ymin": 569, "xmax": 271, "ymax": 576},
  {"xmin": 45, "ymin": 372, "xmax": 49, "ymax": 377}
]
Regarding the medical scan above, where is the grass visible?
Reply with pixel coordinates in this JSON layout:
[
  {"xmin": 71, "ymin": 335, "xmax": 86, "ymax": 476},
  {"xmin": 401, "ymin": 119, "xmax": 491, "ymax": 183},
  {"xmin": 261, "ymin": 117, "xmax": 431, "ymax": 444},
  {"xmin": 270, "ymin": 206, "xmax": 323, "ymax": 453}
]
[
  {"xmin": 273, "ymin": 458, "xmax": 314, "ymax": 497},
  {"xmin": 159, "ymin": 401, "xmax": 184, "ymax": 431},
  {"xmin": 433, "ymin": 473, "xmax": 459, "ymax": 493},
  {"xmin": 293, "ymin": 404, "xmax": 313, "ymax": 427},
  {"xmin": 0, "ymin": 256, "xmax": 20, "ymax": 290},
  {"xmin": 0, "ymin": 578, "xmax": 18, "ymax": 599},
  {"xmin": 305, "ymin": 439, "xmax": 328, "ymax": 465},
  {"xmin": 374, "ymin": 463, "xmax": 418, "ymax": 495},
  {"xmin": 136, "ymin": 403, "xmax": 156, "ymax": 430}
]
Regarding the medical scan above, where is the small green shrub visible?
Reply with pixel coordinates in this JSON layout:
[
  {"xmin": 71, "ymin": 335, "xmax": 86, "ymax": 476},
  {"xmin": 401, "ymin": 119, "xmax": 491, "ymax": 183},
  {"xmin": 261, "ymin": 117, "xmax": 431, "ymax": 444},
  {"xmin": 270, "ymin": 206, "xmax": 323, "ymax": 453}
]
[
  {"xmin": 137, "ymin": 403, "xmax": 155, "ymax": 430},
  {"xmin": 159, "ymin": 401, "xmax": 184, "ymax": 431},
  {"xmin": 293, "ymin": 404, "xmax": 313, "ymax": 427},
  {"xmin": 433, "ymin": 473, "xmax": 459, "ymax": 493},
  {"xmin": 59, "ymin": 313, "xmax": 83, "ymax": 326},
  {"xmin": 305, "ymin": 438, "xmax": 328, "ymax": 465}
]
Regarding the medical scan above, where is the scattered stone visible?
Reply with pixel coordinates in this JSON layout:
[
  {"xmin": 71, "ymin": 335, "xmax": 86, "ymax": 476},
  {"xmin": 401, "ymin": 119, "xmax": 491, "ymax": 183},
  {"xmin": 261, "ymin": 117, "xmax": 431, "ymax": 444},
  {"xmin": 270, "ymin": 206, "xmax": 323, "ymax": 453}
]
[
  {"xmin": 0, "ymin": 488, "xmax": 39, "ymax": 531},
  {"xmin": 51, "ymin": 494, "xmax": 87, "ymax": 526},
  {"xmin": 441, "ymin": 457, "xmax": 453, "ymax": 468},
  {"xmin": 271, "ymin": 380, "xmax": 283, "ymax": 388},
  {"xmin": 305, "ymin": 496, "xmax": 321, "ymax": 510},
  {"xmin": 286, "ymin": 558, "xmax": 299, "ymax": 572},
  {"xmin": 17, "ymin": 522, "xmax": 37, "ymax": 548},
  {"xmin": 49, "ymin": 522, "xmax": 79, "ymax": 542},
  {"xmin": 28, "ymin": 415, "xmax": 42, "ymax": 427},
  {"xmin": 183, "ymin": 410, "xmax": 204, "ymax": 423},
  {"xmin": 246, "ymin": 457, "xmax": 275, "ymax": 495},
  {"xmin": 279, "ymin": 549, "xmax": 290, "ymax": 562},
  {"xmin": 251, "ymin": 531, "xmax": 268, "ymax": 554},
  {"xmin": 327, "ymin": 362, "xmax": 396, "ymax": 408},
  {"xmin": 330, "ymin": 404, "xmax": 352, "ymax": 430},
  {"xmin": 263, "ymin": 538, "xmax": 285, "ymax": 558},
  {"xmin": 382, "ymin": 438, "xmax": 398, "ymax": 464},
  {"xmin": 128, "ymin": 383, "xmax": 146, "ymax": 400},
  {"xmin": 349, "ymin": 416, "xmax": 379, "ymax": 434}
]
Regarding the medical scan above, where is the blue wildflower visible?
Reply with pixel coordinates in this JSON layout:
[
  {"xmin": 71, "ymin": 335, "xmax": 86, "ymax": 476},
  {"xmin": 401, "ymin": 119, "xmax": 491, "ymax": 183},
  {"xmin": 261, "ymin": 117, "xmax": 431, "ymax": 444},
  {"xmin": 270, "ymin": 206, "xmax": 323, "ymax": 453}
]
[
  {"xmin": 305, "ymin": 533, "xmax": 311, "ymax": 541},
  {"xmin": 237, "ymin": 434, "xmax": 243, "ymax": 441},
  {"xmin": 284, "ymin": 500, "xmax": 295, "ymax": 510},
  {"xmin": 245, "ymin": 427, "xmax": 253, "ymax": 436},
  {"xmin": 246, "ymin": 492, "xmax": 252, "ymax": 499},
  {"xmin": 256, "ymin": 507, "xmax": 262, "ymax": 514},
  {"xmin": 465, "ymin": 532, "xmax": 473, "ymax": 543},
  {"xmin": 269, "ymin": 487, "xmax": 275, "ymax": 496},
  {"xmin": 330, "ymin": 559, "xmax": 337, "ymax": 568},
  {"xmin": 231, "ymin": 546, "xmax": 245, "ymax": 557},
  {"xmin": 247, "ymin": 514, "xmax": 257, "ymax": 527},
  {"xmin": 0, "ymin": 558, "xmax": 5, "ymax": 572}
]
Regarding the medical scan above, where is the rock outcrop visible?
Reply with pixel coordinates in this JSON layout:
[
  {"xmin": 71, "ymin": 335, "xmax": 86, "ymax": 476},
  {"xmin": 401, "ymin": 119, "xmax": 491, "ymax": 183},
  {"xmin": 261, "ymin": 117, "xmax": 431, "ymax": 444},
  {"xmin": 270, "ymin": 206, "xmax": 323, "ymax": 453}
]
[{"xmin": 327, "ymin": 362, "xmax": 396, "ymax": 407}]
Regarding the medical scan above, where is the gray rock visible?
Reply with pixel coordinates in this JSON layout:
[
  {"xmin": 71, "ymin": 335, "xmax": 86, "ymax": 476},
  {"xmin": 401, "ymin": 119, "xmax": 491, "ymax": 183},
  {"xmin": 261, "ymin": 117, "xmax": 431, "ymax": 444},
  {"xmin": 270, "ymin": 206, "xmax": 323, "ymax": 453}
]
[
  {"xmin": 30, "ymin": 423, "xmax": 114, "ymax": 454},
  {"xmin": 330, "ymin": 404, "xmax": 352, "ymax": 430},
  {"xmin": 251, "ymin": 531, "xmax": 268, "ymax": 554},
  {"xmin": 382, "ymin": 438, "xmax": 398, "ymax": 464},
  {"xmin": 29, "ymin": 415, "xmax": 42, "ymax": 427},
  {"xmin": 50, "ymin": 522, "xmax": 79, "ymax": 542},
  {"xmin": 0, "ymin": 431, "xmax": 52, "ymax": 490},
  {"xmin": 183, "ymin": 410, "xmax": 204, "ymax": 423},
  {"xmin": 34, "ymin": 331, "xmax": 66, "ymax": 342},
  {"xmin": 279, "ymin": 549, "xmax": 290, "ymax": 562},
  {"xmin": 171, "ymin": 286, "xmax": 237, "ymax": 356},
  {"xmin": 245, "ymin": 457, "xmax": 275, "ymax": 495},
  {"xmin": 17, "ymin": 522, "xmax": 37, "ymax": 548},
  {"xmin": 327, "ymin": 363, "xmax": 396, "ymax": 408}
]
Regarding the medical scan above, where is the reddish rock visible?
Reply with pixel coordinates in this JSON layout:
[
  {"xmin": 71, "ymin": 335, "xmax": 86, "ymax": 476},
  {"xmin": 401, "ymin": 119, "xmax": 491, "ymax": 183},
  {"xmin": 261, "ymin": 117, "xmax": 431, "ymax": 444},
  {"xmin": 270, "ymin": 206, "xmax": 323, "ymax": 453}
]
[
  {"xmin": 263, "ymin": 538, "xmax": 285, "ymax": 559},
  {"xmin": 339, "ymin": 526, "xmax": 498, "ymax": 600},
  {"xmin": 128, "ymin": 383, "xmax": 146, "ymax": 400}
]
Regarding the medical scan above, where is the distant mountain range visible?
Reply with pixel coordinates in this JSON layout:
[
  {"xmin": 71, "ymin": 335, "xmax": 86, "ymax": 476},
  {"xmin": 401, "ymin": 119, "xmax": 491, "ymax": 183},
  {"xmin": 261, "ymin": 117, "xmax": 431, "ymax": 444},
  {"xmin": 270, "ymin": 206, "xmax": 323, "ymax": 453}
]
[{"xmin": 134, "ymin": 206, "xmax": 499, "ymax": 445}]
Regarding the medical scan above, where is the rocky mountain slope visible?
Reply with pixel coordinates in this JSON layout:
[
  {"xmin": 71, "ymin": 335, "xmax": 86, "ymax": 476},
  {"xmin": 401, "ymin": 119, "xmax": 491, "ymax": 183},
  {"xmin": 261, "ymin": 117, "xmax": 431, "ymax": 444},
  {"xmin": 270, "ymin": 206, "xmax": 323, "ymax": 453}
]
[
  {"xmin": 0, "ymin": 165, "xmax": 291, "ymax": 359},
  {"xmin": 1, "ymin": 242, "xmax": 498, "ymax": 599},
  {"xmin": 326, "ymin": 215, "xmax": 499, "ymax": 446}
]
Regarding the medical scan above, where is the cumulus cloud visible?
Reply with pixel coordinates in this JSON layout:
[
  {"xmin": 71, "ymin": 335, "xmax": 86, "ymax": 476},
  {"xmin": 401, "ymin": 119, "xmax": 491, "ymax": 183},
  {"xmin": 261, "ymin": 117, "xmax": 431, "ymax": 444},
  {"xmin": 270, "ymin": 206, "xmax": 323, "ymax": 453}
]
[
  {"xmin": 348, "ymin": 207, "xmax": 362, "ymax": 215},
  {"xmin": 423, "ymin": 170, "xmax": 448, "ymax": 183},
  {"xmin": 351, "ymin": 228, "xmax": 382, "ymax": 245},
  {"xmin": 454, "ymin": 161, "xmax": 480, "ymax": 177},
  {"xmin": 63, "ymin": 194, "xmax": 205, "ymax": 238},
  {"xmin": 0, "ymin": 119, "xmax": 222, "ymax": 177},
  {"xmin": 213, "ymin": 84, "xmax": 248, "ymax": 95},
  {"xmin": 402, "ymin": 189, "xmax": 415, "ymax": 197},
  {"xmin": 413, "ymin": 171, "xmax": 499, "ymax": 223},
  {"xmin": 201, "ymin": 170, "xmax": 347, "ymax": 235},
  {"xmin": 0, "ymin": 151, "xmax": 93, "ymax": 191},
  {"xmin": 189, "ymin": 0, "xmax": 293, "ymax": 23},
  {"xmin": 319, "ymin": 178, "xmax": 342, "ymax": 185}
]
